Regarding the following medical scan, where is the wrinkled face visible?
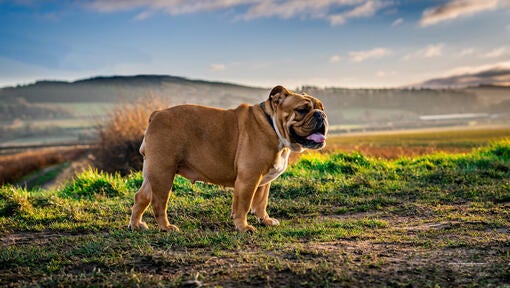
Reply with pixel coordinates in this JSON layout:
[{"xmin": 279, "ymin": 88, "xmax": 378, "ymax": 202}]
[{"xmin": 268, "ymin": 86, "xmax": 328, "ymax": 152}]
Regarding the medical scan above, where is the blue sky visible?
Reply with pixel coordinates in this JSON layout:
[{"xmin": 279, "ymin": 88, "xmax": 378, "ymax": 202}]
[{"xmin": 0, "ymin": 0, "xmax": 509, "ymax": 88}]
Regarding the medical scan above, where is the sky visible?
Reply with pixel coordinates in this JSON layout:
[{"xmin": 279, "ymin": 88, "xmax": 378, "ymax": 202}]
[{"xmin": 0, "ymin": 0, "xmax": 509, "ymax": 89}]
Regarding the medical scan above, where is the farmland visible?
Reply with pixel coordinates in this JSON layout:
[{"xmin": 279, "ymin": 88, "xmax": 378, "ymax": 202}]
[{"xmin": 1, "ymin": 137, "xmax": 509, "ymax": 287}]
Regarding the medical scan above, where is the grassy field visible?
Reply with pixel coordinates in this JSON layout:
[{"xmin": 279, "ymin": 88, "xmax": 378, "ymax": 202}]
[
  {"xmin": 1, "ymin": 138, "xmax": 509, "ymax": 287},
  {"xmin": 325, "ymin": 126, "xmax": 510, "ymax": 158}
]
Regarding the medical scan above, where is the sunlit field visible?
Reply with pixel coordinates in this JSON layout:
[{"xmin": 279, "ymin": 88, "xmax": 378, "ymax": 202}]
[{"xmin": 323, "ymin": 126, "xmax": 510, "ymax": 158}]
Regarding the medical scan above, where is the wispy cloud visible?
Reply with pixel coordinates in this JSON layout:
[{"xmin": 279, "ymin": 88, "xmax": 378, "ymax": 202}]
[
  {"xmin": 349, "ymin": 47, "xmax": 391, "ymax": 62},
  {"xmin": 329, "ymin": 55, "xmax": 342, "ymax": 63},
  {"xmin": 422, "ymin": 43, "xmax": 444, "ymax": 58},
  {"xmin": 209, "ymin": 63, "xmax": 226, "ymax": 71},
  {"xmin": 420, "ymin": 0, "xmax": 507, "ymax": 27},
  {"xmin": 483, "ymin": 46, "xmax": 509, "ymax": 58},
  {"xmin": 458, "ymin": 47, "xmax": 475, "ymax": 57},
  {"xmin": 134, "ymin": 10, "xmax": 153, "ymax": 21},
  {"xmin": 422, "ymin": 61, "xmax": 510, "ymax": 88},
  {"xmin": 329, "ymin": 0, "xmax": 392, "ymax": 26},
  {"xmin": 443, "ymin": 61, "xmax": 510, "ymax": 76},
  {"xmin": 402, "ymin": 43, "xmax": 445, "ymax": 61},
  {"xmin": 85, "ymin": 0, "xmax": 393, "ymax": 25},
  {"xmin": 86, "ymin": 0, "xmax": 251, "ymax": 14},
  {"xmin": 391, "ymin": 17, "xmax": 403, "ymax": 27}
]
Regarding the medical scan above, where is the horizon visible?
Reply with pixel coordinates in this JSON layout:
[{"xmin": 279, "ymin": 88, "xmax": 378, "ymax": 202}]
[
  {"xmin": 2, "ymin": 72, "xmax": 510, "ymax": 91},
  {"xmin": 1, "ymin": 0, "xmax": 510, "ymax": 89}
]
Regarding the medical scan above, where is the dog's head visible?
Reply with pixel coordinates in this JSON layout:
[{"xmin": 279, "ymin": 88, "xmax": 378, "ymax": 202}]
[{"xmin": 266, "ymin": 85, "xmax": 328, "ymax": 152}]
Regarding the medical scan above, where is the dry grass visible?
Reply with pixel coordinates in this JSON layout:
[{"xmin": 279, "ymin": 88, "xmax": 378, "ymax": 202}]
[
  {"xmin": 92, "ymin": 96, "xmax": 168, "ymax": 175},
  {"xmin": 322, "ymin": 126, "xmax": 510, "ymax": 159},
  {"xmin": 0, "ymin": 147, "xmax": 88, "ymax": 185}
]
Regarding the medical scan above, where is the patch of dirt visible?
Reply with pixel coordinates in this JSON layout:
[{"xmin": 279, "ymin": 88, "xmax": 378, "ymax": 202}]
[{"xmin": 0, "ymin": 231, "xmax": 79, "ymax": 246}]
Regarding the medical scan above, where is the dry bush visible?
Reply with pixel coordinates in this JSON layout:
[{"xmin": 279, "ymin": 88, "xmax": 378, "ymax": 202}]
[
  {"xmin": 0, "ymin": 147, "xmax": 88, "ymax": 185},
  {"xmin": 93, "ymin": 96, "xmax": 167, "ymax": 175}
]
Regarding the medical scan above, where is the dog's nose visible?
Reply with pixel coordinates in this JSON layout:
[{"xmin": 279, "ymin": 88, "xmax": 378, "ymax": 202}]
[{"xmin": 314, "ymin": 111, "xmax": 325, "ymax": 121}]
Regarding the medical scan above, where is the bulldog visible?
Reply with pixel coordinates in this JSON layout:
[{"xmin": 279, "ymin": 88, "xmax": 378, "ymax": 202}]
[{"xmin": 129, "ymin": 85, "xmax": 328, "ymax": 232}]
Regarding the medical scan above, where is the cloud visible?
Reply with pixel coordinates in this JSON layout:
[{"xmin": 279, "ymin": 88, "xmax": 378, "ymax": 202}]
[
  {"xmin": 86, "ymin": 0, "xmax": 250, "ymax": 14},
  {"xmin": 349, "ymin": 47, "xmax": 391, "ymax": 62},
  {"xmin": 443, "ymin": 61, "xmax": 510, "ymax": 76},
  {"xmin": 422, "ymin": 43, "xmax": 444, "ymax": 57},
  {"xmin": 391, "ymin": 17, "xmax": 403, "ymax": 26},
  {"xmin": 420, "ymin": 0, "xmax": 507, "ymax": 27},
  {"xmin": 329, "ymin": 55, "xmax": 342, "ymax": 63},
  {"xmin": 329, "ymin": 0, "xmax": 392, "ymax": 26},
  {"xmin": 85, "ymin": 0, "xmax": 393, "ymax": 25},
  {"xmin": 483, "ymin": 47, "xmax": 509, "ymax": 58},
  {"xmin": 134, "ymin": 10, "xmax": 153, "ymax": 21},
  {"xmin": 401, "ymin": 43, "xmax": 445, "ymax": 61},
  {"xmin": 419, "ymin": 61, "xmax": 510, "ymax": 88},
  {"xmin": 375, "ymin": 70, "xmax": 396, "ymax": 77},
  {"xmin": 209, "ymin": 64, "xmax": 226, "ymax": 71},
  {"xmin": 458, "ymin": 48, "xmax": 475, "ymax": 57}
]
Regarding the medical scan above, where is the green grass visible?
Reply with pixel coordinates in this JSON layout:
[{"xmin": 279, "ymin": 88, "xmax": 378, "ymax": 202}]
[{"xmin": 1, "ymin": 140, "xmax": 509, "ymax": 287}]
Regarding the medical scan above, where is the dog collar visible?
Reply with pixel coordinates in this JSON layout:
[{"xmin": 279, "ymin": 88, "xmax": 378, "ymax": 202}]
[
  {"xmin": 259, "ymin": 102, "xmax": 290, "ymax": 149},
  {"xmin": 259, "ymin": 102, "xmax": 276, "ymax": 133}
]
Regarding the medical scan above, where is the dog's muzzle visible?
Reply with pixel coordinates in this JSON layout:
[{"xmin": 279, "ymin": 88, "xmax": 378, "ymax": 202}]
[{"xmin": 290, "ymin": 111, "xmax": 328, "ymax": 149}]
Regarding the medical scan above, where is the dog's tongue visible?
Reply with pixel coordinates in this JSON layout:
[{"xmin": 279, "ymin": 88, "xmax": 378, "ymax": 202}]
[{"xmin": 306, "ymin": 133, "xmax": 326, "ymax": 143}]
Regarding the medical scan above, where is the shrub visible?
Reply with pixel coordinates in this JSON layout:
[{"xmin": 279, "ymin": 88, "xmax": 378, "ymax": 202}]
[
  {"xmin": 60, "ymin": 169, "xmax": 124, "ymax": 199},
  {"xmin": 92, "ymin": 96, "xmax": 167, "ymax": 175},
  {"xmin": 0, "ymin": 185, "xmax": 33, "ymax": 217}
]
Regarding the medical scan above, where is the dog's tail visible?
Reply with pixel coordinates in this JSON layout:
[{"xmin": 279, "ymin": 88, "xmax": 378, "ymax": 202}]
[
  {"xmin": 139, "ymin": 136, "xmax": 146, "ymax": 158},
  {"xmin": 140, "ymin": 111, "xmax": 158, "ymax": 158},
  {"xmin": 148, "ymin": 111, "xmax": 158, "ymax": 123}
]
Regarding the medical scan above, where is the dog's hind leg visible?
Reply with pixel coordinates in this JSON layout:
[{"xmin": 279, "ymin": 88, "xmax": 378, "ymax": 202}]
[
  {"xmin": 129, "ymin": 158, "xmax": 152, "ymax": 230},
  {"xmin": 148, "ymin": 163, "xmax": 180, "ymax": 232}
]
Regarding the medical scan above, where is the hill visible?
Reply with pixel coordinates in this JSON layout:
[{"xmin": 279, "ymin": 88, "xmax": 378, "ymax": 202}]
[{"xmin": 0, "ymin": 75, "xmax": 268, "ymax": 107}]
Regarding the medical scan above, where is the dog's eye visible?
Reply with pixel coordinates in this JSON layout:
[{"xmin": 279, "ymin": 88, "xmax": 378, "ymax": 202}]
[{"xmin": 296, "ymin": 108, "xmax": 308, "ymax": 115}]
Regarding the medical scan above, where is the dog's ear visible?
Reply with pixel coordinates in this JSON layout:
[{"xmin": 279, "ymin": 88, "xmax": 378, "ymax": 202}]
[
  {"xmin": 269, "ymin": 85, "xmax": 288, "ymax": 106},
  {"xmin": 307, "ymin": 96, "xmax": 324, "ymax": 110}
]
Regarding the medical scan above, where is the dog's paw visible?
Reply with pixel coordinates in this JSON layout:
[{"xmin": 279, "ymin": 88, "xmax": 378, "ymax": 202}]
[
  {"xmin": 259, "ymin": 217, "xmax": 280, "ymax": 226},
  {"xmin": 234, "ymin": 222, "xmax": 256, "ymax": 233},
  {"xmin": 159, "ymin": 224, "xmax": 180, "ymax": 232},
  {"xmin": 238, "ymin": 224, "xmax": 256, "ymax": 233},
  {"xmin": 128, "ymin": 221, "xmax": 149, "ymax": 230}
]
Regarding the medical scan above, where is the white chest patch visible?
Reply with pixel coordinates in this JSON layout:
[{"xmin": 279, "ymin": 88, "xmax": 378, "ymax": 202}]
[{"xmin": 260, "ymin": 148, "xmax": 290, "ymax": 185}]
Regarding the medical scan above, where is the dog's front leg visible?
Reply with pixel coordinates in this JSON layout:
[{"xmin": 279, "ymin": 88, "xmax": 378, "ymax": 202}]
[
  {"xmin": 232, "ymin": 175, "xmax": 261, "ymax": 232},
  {"xmin": 251, "ymin": 184, "xmax": 280, "ymax": 226}
]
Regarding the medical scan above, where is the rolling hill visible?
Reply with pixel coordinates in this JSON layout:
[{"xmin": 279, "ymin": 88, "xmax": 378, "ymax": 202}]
[{"xmin": 0, "ymin": 75, "xmax": 268, "ymax": 108}]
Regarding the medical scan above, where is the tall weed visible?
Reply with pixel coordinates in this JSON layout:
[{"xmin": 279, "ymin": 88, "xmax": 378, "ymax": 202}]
[{"xmin": 93, "ymin": 95, "xmax": 167, "ymax": 175}]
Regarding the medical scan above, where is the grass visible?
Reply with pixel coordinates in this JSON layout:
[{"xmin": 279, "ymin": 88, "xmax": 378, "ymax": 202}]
[
  {"xmin": 0, "ymin": 140, "xmax": 509, "ymax": 287},
  {"xmin": 324, "ymin": 126, "xmax": 510, "ymax": 158}
]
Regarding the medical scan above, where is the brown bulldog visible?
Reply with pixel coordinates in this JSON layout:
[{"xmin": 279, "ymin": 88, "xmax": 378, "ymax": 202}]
[{"xmin": 128, "ymin": 85, "xmax": 328, "ymax": 232}]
